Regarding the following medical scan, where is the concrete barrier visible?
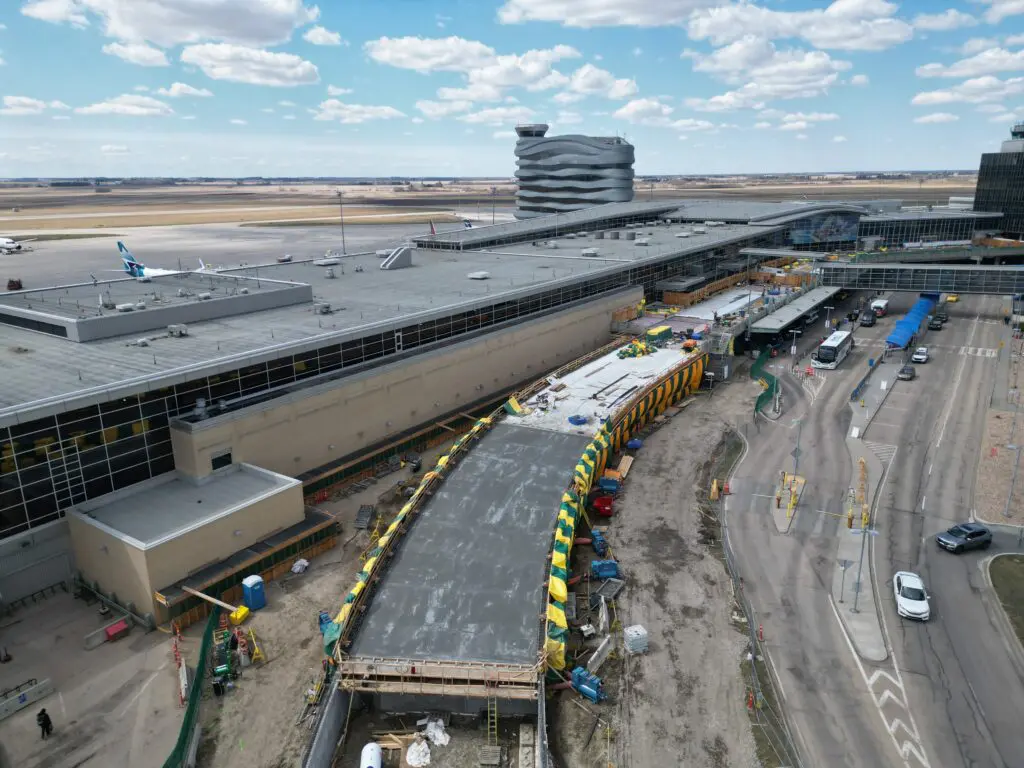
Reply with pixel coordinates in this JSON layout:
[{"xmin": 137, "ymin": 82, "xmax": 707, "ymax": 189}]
[
  {"xmin": 0, "ymin": 678, "xmax": 54, "ymax": 722},
  {"xmin": 83, "ymin": 614, "xmax": 132, "ymax": 650}
]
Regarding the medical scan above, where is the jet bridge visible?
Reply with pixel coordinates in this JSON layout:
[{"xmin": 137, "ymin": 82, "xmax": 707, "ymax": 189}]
[{"xmin": 817, "ymin": 263, "xmax": 1024, "ymax": 295}]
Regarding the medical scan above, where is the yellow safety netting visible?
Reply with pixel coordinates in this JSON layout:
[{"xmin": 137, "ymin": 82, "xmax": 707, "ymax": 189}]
[{"xmin": 544, "ymin": 354, "xmax": 706, "ymax": 670}]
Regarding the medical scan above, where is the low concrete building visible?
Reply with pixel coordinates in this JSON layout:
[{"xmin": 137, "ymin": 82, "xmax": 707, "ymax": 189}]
[{"xmin": 68, "ymin": 463, "xmax": 302, "ymax": 621}]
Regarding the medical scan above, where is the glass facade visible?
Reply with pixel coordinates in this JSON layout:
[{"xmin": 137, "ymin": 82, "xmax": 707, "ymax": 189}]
[
  {"xmin": 975, "ymin": 150, "xmax": 1024, "ymax": 238},
  {"xmin": 857, "ymin": 214, "xmax": 1002, "ymax": 249},
  {"xmin": 0, "ymin": 227, "xmax": 784, "ymax": 539}
]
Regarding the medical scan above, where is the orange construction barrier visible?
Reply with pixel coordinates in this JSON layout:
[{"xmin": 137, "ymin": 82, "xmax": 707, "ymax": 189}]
[{"xmin": 723, "ymin": 481, "xmax": 731, "ymax": 495}]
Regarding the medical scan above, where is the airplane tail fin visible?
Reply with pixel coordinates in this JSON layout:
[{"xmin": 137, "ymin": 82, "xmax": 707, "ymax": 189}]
[
  {"xmin": 429, "ymin": 220, "xmax": 436, "ymax": 235},
  {"xmin": 198, "ymin": 258, "xmax": 208, "ymax": 271},
  {"xmin": 117, "ymin": 241, "xmax": 140, "ymax": 266}
]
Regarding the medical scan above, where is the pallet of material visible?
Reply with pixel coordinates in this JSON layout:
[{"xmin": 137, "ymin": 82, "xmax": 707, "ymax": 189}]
[{"xmin": 616, "ymin": 456, "xmax": 634, "ymax": 479}]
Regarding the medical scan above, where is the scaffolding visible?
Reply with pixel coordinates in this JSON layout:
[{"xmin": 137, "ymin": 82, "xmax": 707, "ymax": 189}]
[{"xmin": 336, "ymin": 655, "xmax": 544, "ymax": 701}]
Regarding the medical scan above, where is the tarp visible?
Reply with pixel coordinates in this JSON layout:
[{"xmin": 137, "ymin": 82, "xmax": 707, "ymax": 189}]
[{"xmin": 886, "ymin": 297, "xmax": 935, "ymax": 348}]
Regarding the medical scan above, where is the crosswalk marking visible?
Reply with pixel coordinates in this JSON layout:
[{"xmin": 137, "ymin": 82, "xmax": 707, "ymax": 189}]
[
  {"xmin": 858, "ymin": 340, "xmax": 998, "ymax": 358},
  {"xmin": 959, "ymin": 346, "xmax": 998, "ymax": 358},
  {"xmin": 865, "ymin": 441, "xmax": 897, "ymax": 463}
]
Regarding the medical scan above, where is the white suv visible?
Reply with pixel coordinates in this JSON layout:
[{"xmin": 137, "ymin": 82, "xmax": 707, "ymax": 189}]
[{"xmin": 911, "ymin": 347, "xmax": 929, "ymax": 364}]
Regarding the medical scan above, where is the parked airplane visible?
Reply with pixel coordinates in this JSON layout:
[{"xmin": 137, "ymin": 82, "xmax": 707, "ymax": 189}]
[
  {"xmin": 1, "ymin": 237, "xmax": 35, "ymax": 254},
  {"xmin": 115, "ymin": 241, "xmax": 185, "ymax": 279}
]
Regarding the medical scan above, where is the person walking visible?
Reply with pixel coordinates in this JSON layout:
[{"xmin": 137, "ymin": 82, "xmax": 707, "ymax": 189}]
[{"xmin": 36, "ymin": 708, "xmax": 52, "ymax": 739}]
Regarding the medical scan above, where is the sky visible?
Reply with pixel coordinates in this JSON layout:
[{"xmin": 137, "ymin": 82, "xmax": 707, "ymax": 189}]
[{"xmin": 0, "ymin": 0, "xmax": 1023, "ymax": 177}]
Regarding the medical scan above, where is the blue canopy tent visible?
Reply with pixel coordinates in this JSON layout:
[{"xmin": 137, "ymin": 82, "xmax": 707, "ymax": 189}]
[{"xmin": 886, "ymin": 295, "xmax": 936, "ymax": 349}]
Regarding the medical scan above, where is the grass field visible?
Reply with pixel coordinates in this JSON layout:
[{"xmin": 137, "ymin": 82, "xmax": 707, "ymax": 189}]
[
  {"xmin": 0, "ymin": 205, "xmax": 454, "ymax": 231},
  {"xmin": 991, "ymin": 554, "xmax": 1024, "ymax": 651},
  {"xmin": 241, "ymin": 213, "xmax": 461, "ymax": 227}
]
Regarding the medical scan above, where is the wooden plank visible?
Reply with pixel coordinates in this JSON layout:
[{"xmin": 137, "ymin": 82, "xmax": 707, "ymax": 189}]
[
  {"xmin": 616, "ymin": 456, "xmax": 634, "ymax": 479},
  {"xmin": 181, "ymin": 586, "xmax": 237, "ymax": 612}
]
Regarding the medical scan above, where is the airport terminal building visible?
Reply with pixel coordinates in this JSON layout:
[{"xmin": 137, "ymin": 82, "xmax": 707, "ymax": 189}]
[{"xmin": 0, "ymin": 196, "xmax": 1005, "ymax": 620}]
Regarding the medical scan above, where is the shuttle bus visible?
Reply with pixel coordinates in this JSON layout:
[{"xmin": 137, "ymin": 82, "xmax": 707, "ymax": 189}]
[{"xmin": 812, "ymin": 330, "xmax": 854, "ymax": 370}]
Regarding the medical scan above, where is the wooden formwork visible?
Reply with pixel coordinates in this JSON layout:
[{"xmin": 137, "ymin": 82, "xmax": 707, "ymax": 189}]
[{"xmin": 337, "ymin": 656, "xmax": 542, "ymax": 700}]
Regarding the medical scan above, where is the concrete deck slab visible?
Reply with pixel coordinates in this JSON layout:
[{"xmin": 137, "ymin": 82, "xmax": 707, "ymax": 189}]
[{"xmin": 348, "ymin": 422, "xmax": 590, "ymax": 664}]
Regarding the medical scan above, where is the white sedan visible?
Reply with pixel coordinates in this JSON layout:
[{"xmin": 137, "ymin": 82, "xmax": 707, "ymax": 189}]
[
  {"xmin": 893, "ymin": 571, "xmax": 931, "ymax": 621},
  {"xmin": 911, "ymin": 346, "xmax": 929, "ymax": 363}
]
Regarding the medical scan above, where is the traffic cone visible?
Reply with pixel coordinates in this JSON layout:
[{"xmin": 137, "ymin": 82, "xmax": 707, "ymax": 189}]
[{"xmin": 723, "ymin": 481, "xmax": 731, "ymax": 495}]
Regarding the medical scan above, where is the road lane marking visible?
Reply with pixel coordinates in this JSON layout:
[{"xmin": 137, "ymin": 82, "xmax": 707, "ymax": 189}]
[
  {"xmin": 928, "ymin": 463, "xmax": 933, "ymax": 476},
  {"xmin": 921, "ymin": 495, "xmax": 927, "ymax": 511},
  {"xmin": 936, "ymin": 316, "xmax": 979, "ymax": 449}
]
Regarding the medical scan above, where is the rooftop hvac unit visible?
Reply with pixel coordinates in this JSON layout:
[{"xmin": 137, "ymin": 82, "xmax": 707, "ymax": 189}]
[
  {"xmin": 635, "ymin": 238, "xmax": 650, "ymax": 246},
  {"xmin": 594, "ymin": 231, "xmax": 605, "ymax": 239},
  {"xmin": 625, "ymin": 231, "xmax": 636, "ymax": 241},
  {"xmin": 239, "ymin": 287, "xmax": 249, "ymax": 295},
  {"xmin": 134, "ymin": 301, "xmax": 147, "ymax": 310},
  {"xmin": 467, "ymin": 271, "xmax": 491, "ymax": 280},
  {"xmin": 376, "ymin": 249, "xmax": 391, "ymax": 258},
  {"xmin": 197, "ymin": 292, "xmax": 212, "ymax": 301},
  {"xmin": 547, "ymin": 241, "xmax": 558, "ymax": 248},
  {"xmin": 581, "ymin": 248, "xmax": 600, "ymax": 257},
  {"xmin": 115, "ymin": 303, "xmax": 136, "ymax": 312},
  {"xmin": 315, "ymin": 303, "xmax": 332, "ymax": 315},
  {"xmin": 134, "ymin": 338, "xmax": 149, "ymax": 347},
  {"xmin": 325, "ymin": 267, "xmax": 336, "ymax": 279},
  {"xmin": 693, "ymin": 227, "xmax": 707, "ymax": 234},
  {"xmin": 609, "ymin": 231, "xmax": 620, "ymax": 240},
  {"xmin": 314, "ymin": 257, "xmax": 340, "ymax": 266},
  {"xmin": 676, "ymin": 231, "xmax": 692, "ymax": 238},
  {"xmin": 167, "ymin": 324, "xmax": 188, "ymax": 337},
  {"xmin": 100, "ymin": 295, "xmax": 116, "ymax": 309}
]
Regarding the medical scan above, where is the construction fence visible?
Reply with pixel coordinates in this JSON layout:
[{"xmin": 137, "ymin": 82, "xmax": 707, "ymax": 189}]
[{"xmin": 162, "ymin": 606, "xmax": 221, "ymax": 768}]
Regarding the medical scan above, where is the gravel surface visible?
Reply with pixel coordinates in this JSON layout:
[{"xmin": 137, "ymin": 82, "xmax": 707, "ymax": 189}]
[{"xmin": 975, "ymin": 409, "xmax": 1024, "ymax": 522}]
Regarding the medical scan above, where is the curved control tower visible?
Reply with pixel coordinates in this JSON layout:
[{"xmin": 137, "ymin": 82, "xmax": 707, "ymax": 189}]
[{"xmin": 513, "ymin": 124, "xmax": 635, "ymax": 219}]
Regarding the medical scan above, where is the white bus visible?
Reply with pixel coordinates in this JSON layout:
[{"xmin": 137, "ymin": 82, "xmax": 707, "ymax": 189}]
[{"xmin": 812, "ymin": 330, "xmax": 855, "ymax": 370}]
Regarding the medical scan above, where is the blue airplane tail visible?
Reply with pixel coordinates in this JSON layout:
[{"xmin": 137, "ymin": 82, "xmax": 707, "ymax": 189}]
[{"xmin": 118, "ymin": 241, "xmax": 144, "ymax": 275}]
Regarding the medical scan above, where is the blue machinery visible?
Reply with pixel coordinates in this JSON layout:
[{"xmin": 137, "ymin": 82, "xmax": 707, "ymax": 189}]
[{"xmin": 571, "ymin": 667, "xmax": 608, "ymax": 704}]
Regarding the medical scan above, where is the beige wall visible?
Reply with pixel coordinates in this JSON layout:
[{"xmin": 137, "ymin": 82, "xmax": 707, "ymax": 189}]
[
  {"xmin": 69, "ymin": 513, "xmax": 153, "ymax": 616},
  {"xmin": 173, "ymin": 289, "xmax": 640, "ymax": 479},
  {"xmin": 144, "ymin": 482, "xmax": 303, "ymax": 594}
]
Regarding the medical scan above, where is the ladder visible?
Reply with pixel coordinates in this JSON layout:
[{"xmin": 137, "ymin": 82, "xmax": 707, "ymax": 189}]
[
  {"xmin": 486, "ymin": 684, "xmax": 499, "ymax": 746},
  {"xmin": 47, "ymin": 442, "xmax": 86, "ymax": 509}
]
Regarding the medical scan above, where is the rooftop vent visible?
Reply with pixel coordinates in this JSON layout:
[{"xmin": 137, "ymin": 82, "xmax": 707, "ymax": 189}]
[
  {"xmin": 314, "ymin": 257, "xmax": 340, "ymax": 266},
  {"xmin": 315, "ymin": 303, "xmax": 333, "ymax": 315},
  {"xmin": 167, "ymin": 324, "xmax": 188, "ymax": 337},
  {"xmin": 467, "ymin": 271, "xmax": 491, "ymax": 280},
  {"xmin": 581, "ymin": 248, "xmax": 600, "ymax": 257}
]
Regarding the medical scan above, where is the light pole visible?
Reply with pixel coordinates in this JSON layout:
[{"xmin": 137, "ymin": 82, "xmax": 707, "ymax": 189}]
[
  {"xmin": 336, "ymin": 190, "xmax": 347, "ymax": 255},
  {"xmin": 490, "ymin": 186, "xmax": 497, "ymax": 225},
  {"xmin": 789, "ymin": 328, "xmax": 801, "ymax": 357}
]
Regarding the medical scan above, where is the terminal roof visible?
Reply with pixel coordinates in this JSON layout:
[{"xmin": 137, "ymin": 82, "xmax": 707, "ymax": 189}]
[{"xmin": 749, "ymin": 287, "xmax": 843, "ymax": 333}]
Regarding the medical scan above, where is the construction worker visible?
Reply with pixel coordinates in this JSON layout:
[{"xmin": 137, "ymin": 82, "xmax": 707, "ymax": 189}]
[{"xmin": 36, "ymin": 708, "xmax": 53, "ymax": 739}]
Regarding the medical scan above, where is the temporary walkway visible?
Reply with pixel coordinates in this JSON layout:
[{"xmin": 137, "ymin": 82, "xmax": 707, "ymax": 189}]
[
  {"xmin": 818, "ymin": 263, "xmax": 1024, "ymax": 294},
  {"xmin": 749, "ymin": 286, "xmax": 842, "ymax": 333}
]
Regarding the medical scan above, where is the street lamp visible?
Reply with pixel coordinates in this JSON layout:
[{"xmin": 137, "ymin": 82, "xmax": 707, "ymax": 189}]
[
  {"xmin": 336, "ymin": 190, "xmax": 347, "ymax": 255},
  {"xmin": 490, "ymin": 186, "xmax": 497, "ymax": 225}
]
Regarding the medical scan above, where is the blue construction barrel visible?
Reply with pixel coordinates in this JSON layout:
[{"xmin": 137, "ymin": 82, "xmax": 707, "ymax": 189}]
[{"xmin": 242, "ymin": 575, "xmax": 266, "ymax": 611}]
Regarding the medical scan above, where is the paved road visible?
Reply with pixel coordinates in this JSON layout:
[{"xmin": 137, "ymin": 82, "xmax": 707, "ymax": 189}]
[
  {"xmin": 865, "ymin": 294, "xmax": 1024, "ymax": 768},
  {"xmin": 728, "ymin": 291, "xmax": 1024, "ymax": 768}
]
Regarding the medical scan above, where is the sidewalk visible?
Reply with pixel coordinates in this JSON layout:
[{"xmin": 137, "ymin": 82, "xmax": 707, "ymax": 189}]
[
  {"xmin": 831, "ymin": 437, "xmax": 888, "ymax": 661},
  {"xmin": 849, "ymin": 358, "xmax": 904, "ymax": 437}
]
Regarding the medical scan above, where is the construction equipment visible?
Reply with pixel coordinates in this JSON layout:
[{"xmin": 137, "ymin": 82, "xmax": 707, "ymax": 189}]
[
  {"xmin": 591, "ymin": 529, "xmax": 609, "ymax": 557},
  {"xmin": 181, "ymin": 585, "xmax": 249, "ymax": 625},
  {"xmin": 571, "ymin": 667, "xmax": 607, "ymax": 704},
  {"xmin": 590, "ymin": 560, "xmax": 620, "ymax": 580}
]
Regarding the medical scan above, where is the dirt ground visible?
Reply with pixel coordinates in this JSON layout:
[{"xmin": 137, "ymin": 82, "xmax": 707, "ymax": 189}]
[
  {"xmin": 549, "ymin": 377, "xmax": 763, "ymax": 768},
  {"xmin": 975, "ymin": 409, "xmax": 1024, "ymax": 522},
  {"xmin": 196, "ymin": 441, "xmax": 456, "ymax": 768},
  {"xmin": 0, "ymin": 593, "xmax": 182, "ymax": 768},
  {"xmin": 0, "ymin": 206, "xmax": 456, "ymax": 231}
]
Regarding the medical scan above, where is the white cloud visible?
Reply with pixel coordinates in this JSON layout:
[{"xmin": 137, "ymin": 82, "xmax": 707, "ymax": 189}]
[
  {"xmin": 181, "ymin": 115, "xmax": 196, "ymax": 120},
  {"xmin": 180, "ymin": 44, "xmax": 319, "ymax": 87},
  {"xmin": 613, "ymin": 97, "xmax": 673, "ymax": 124},
  {"xmin": 795, "ymin": 133, "xmax": 808, "ymax": 140},
  {"xmin": 977, "ymin": 103, "xmax": 1007, "ymax": 113},
  {"xmin": 22, "ymin": 0, "xmax": 319, "ymax": 47},
  {"xmin": 978, "ymin": 1, "xmax": 1024, "ymax": 24},
  {"xmin": 850, "ymin": 74, "xmax": 870, "ymax": 86},
  {"xmin": 989, "ymin": 110, "xmax": 1022, "ymax": 122},
  {"xmin": 632, "ymin": 47, "xmax": 643, "ymax": 57},
  {"xmin": 913, "ymin": 112, "xmax": 960, "ymax": 123},
  {"xmin": 0, "ymin": 96, "xmax": 48, "ymax": 115},
  {"xmin": 278, "ymin": 100, "xmax": 296, "ymax": 107},
  {"xmin": 415, "ymin": 99, "xmax": 473, "ymax": 118},
  {"xmin": 49, "ymin": 100, "xmax": 70, "ymax": 110},
  {"xmin": 312, "ymin": 99, "xmax": 407, "ymax": 124},
  {"xmin": 436, "ymin": 14, "xmax": 451, "ymax": 29},
  {"xmin": 912, "ymin": 75, "xmax": 1024, "ymax": 105},
  {"xmin": 553, "ymin": 91, "xmax": 585, "ymax": 104},
  {"xmin": 493, "ymin": 130, "xmax": 517, "ymax": 139},
  {"xmin": 684, "ymin": 41, "xmax": 851, "ymax": 111},
  {"xmin": 261, "ymin": 107, "xmax": 275, "ymax": 113},
  {"xmin": 960, "ymin": 37, "xmax": 1001, "ymax": 55},
  {"xmin": 833, "ymin": 135, "xmax": 847, "ymax": 142},
  {"xmin": 1008, "ymin": 34, "xmax": 1024, "ymax": 47},
  {"xmin": 303, "ymin": 25, "xmax": 344, "ymax": 46},
  {"xmin": 230, "ymin": 118, "xmax": 247, "ymax": 125},
  {"xmin": 75, "ymin": 93, "xmax": 173, "ymax": 116},
  {"xmin": 565, "ymin": 63, "xmax": 637, "ymax": 99},
  {"xmin": 156, "ymin": 82, "xmax": 213, "ymax": 98},
  {"xmin": 366, "ymin": 36, "xmax": 580, "ymax": 103},
  {"xmin": 133, "ymin": 85, "xmax": 149, "ymax": 91},
  {"xmin": 782, "ymin": 111, "xmax": 839, "ymax": 122},
  {"xmin": 779, "ymin": 120, "xmax": 808, "ymax": 130},
  {"xmin": 457, "ymin": 105, "xmax": 537, "ymax": 125},
  {"xmin": 754, "ymin": 121, "xmax": 771, "ymax": 128},
  {"xmin": 52, "ymin": 115, "xmax": 71, "ymax": 120},
  {"xmin": 100, "ymin": 144, "xmax": 130, "ymax": 155},
  {"xmin": 411, "ymin": 116, "xmax": 424, "ymax": 123},
  {"xmin": 282, "ymin": 114, "xmax": 295, "ymax": 120},
  {"xmin": 327, "ymin": 85, "xmax": 352, "ymax": 96},
  {"xmin": 913, "ymin": 9, "xmax": 978, "ymax": 31},
  {"xmin": 556, "ymin": 110, "xmax": 583, "ymax": 124},
  {"xmin": 672, "ymin": 117, "xmax": 715, "ymax": 132},
  {"xmin": 916, "ymin": 48, "xmax": 1024, "ymax": 79},
  {"xmin": 102, "ymin": 41, "xmax": 168, "ymax": 67},
  {"xmin": 498, "ymin": 0, "xmax": 723, "ymax": 27},
  {"xmin": 687, "ymin": 0, "xmax": 914, "ymax": 53}
]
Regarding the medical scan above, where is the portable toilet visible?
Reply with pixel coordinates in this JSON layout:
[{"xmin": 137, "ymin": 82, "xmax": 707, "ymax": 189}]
[{"xmin": 241, "ymin": 575, "xmax": 266, "ymax": 611}]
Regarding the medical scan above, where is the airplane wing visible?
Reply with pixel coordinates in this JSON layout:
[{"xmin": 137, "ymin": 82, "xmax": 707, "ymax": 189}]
[{"xmin": 141, "ymin": 267, "xmax": 183, "ymax": 277}]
